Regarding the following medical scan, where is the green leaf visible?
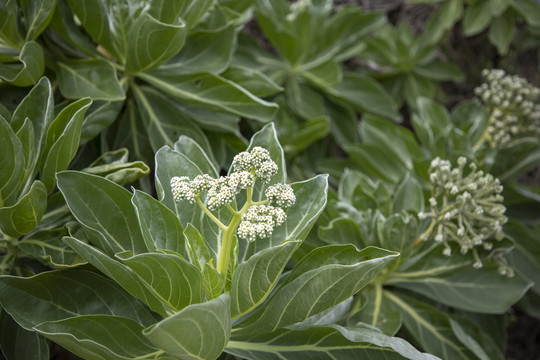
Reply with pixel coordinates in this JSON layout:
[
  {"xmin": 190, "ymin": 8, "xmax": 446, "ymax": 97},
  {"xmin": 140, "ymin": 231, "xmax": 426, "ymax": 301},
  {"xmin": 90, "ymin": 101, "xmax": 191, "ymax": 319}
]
[
  {"xmin": 490, "ymin": 138, "xmax": 540, "ymax": 180},
  {"xmin": 393, "ymin": 172, "xmax": 424, "ymax": 213},
  {"xmin": 301, "ymin": 60, "xmax": 342, "ymax": 89},
  {"xmin": 412, "ymin": 97, "xmax": 452, "ymax": 156},
  {"xmin": 512, "ymin": 0, "xmax": 540, "ymax": 27},
  {"xmin": 184, "ymin": 224, "xmax": 213, "ymax": 272},
  {"xmin": 14, "ymin": 118, "xmax": 35, "ymax": 187},
  {"xmin": 414, "ymin": 60, "xmax": 465, "ymax": 82},
  {"xmin": 57, "ymin": 59, "xmax": 125, "ymax": 101},
  {"xmin": 41, "ymin": 98, "xmax": 92, "ymax": 193},
  {"xmin": 131, "ymin": 85, "xmax": 209, "ymax": 152},
  {"xmin": 57, "ymin": 171, "xmax": 148, "ymax": 255},
  {"xmin": 488, "ymin": 12, "xmax": 515, "ymax": 55},
  {"xmin": 351, "ymin": 290, "xmax": 402, "ymax": 336},
  {"xmin": 391, "ymin": 264, "xmax": 532, "ymax": 313},
  {"xmin": 160, "ymin": 25, "xmax": 235, "ymax": 75},
  {"xmin": 386, "ymin": 291, "xmax": 477, "ymax": 359},
  {"xmin": 0, "ymin": 116, "xmax": 24, "ymax": 206},
  {"xmin": 230, "ymin": 241, "xmax": 300, "ymax": 319},
  {"xmin": 202, "ymin": 262, "xmax": 224, "ymax": 300},
  {"xmin": 328, "ymin": 72, "xmax": 401, "ymax": 122},
  {"xmin": 116, "ymin": 251, "xmax": 203, "ymax": 312},
  {"xmin": 63, "ymin": 237, "xmax": 170, "ymax": 317},
  {"xmin": 0, "ymin": 180, "xmax": 47, "ymax": 238},
  {"xmin": 227, "ymin": 325, "xmax": 440, "ymax": 360},
  {"xmin": 222, "ymin": 66, "xmax": 283, "ymax": 98},
  {"xmin": 144, "ymin": 294, "xmax": 231, "ymax": 360},
  {"xmin": 233, "ymin": 246, "xmax": 398, "ymax": 335},
  {"xmin": 420, "ymin": 0, "xmax": 463, "ymax": 46},
  {"xmin": 80, "ymin": 100, "xmax": 124, "ymax": 144},
  {"xmin": 137, "ymin": 71, "xmax": 278, "ymax": 122},
  {"xmin": 462, "ymin": 0, "xmax": 492, "ymax": 36},
  {"xmin": 0, "ymin": 0, "xmax": 24, "ymax": 47},
  {"xmin": 131, "ymin": 190, "xmax": 185, "ymax": 254},
  {"xmin": 82, "ymin": 148, "xmax": 150, "ymax": 186},
  {"xmin": 18, "ymin": 228, "xmax": 86, "ymax": 268},
  {"xmin": 0, "ymin": 41, "xmax": 44, "ymax": 86},
  {"xmin": 0, "ymin": 311, "xmax": 49, "ymax": 360},
  {"xmin": 11, "ymin": 76, "xmax": 54, "ymax": 172},
  {"xmin": 449, "ymin": 319, "xmax": 491, "ymax": 360},
  {"xmin": 125, "ymin": 12, "xmax": 186, "ymax": 73},
  {"xmin": 286, "ymin": 80, "xmax": 326, "ymax": 120},
  {"xmin": 0, "ymin": 269, "xmax": 156, "ymax": 330},
  {"xmin": 34, "ymin": 315, "xmax": 158, "ymax": 360},
  {"xmin": 173, "ymin": 135, "xmax": 219, "ymax": 177},
  {"xmin": 21, "ymin": 0, "xmax": 56, "ymax": 41}
]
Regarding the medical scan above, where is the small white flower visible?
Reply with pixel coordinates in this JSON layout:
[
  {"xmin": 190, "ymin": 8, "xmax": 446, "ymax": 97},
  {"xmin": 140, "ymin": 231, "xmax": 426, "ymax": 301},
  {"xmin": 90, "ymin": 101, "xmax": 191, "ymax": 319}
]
[{"xmin": 265, "ymin": 183, "xmax": 296, "ymax": 208}]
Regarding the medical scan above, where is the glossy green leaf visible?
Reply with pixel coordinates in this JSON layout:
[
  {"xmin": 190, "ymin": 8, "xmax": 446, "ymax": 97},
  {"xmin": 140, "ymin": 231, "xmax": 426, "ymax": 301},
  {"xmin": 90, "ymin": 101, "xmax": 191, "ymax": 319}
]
[
  {"xmin": 391, "ymin": 264, "xmax": 532, "ymax": 313},
  {"xmin": 0, "ymin": 116, "xmax": 24, "ymax": 206},
  {"xmin": 144, "ymin": 294, "xmax": 231, "ymax": 360},
  {"xmin": 57, "ymin": 59, "xmax": 125, "ymax": 101},
  {"xmin": 234, "ymin": 246, "xmax": 398, "ymax": 335},
  {"xmin": 131, "ymin": 85, "xmax": 209, "ymax": 152},
  {"xmin": 131, "ymin": 190, "xmax": 185, "ymax": 254},
  {"xmin": 328, "ymin": 72, "xmax": 401, "ymax": 122},
  {"xmin": 34, "ymin": 315, "xmax": 158, "ymax": 360},
  {"xmin": 0, "ymin": 180, "xmax": 47, "ymax": 238},
  {"xmin": 0, "ymin": 269, "xmax": 156, "ymax": 330},
  {"xmin": 18, "ymin": 228, "xmax": 86, "ymax": 268},
  {"xmin": 227, "ymin": 325, "xmax": 440, "ymax": 360},
  {"xmin": 488, "ymin": 12, "xmax": 515, "ymax": 55},
  {"xmin": 160, "ymin": 25, "xmax": 235, "ymax": 75},
  {"xmin": 82, "ymin": 149, "xmax": 150, "ymax": 186},
  {"xmin": 57, "ymin": 171, "xmax": 148, "ymax": 255},
  {"xmin": 222, "ymin": 66, "xmax": 283, "ymax": 98},
  {"xmin": 21, "ymin": 0, "xmax": 56, "ymax": 41},
  {"xmin": 230, "ymin": 240, "xmax": 300, "ymax": 319},
  {"xmin": 63, "ymin": 237, "xmax": 170, "ymax": 317},
  {"xmin": 386, "ymin": 291, "xmax": 477, "ymax": 360},
  {"xmin": 138, "ymin": 71, "xmax": 278, "ymax": 122},
  {"xmin": 0, "ymin": 311, "xmax": 49, "ymax": 360},
  {"xmin": 41, "ymin": 98, "xmax": 92, "ymax": 193},
  {"xmin": 125, "ymin": 12, "xmax": 186, "ymax": 73},
  {"xmin": 0, "ymin": 41, "xmax": 44, "ymax": 86},
  {"xmin": 116, "ymin": 251, "xmax": 203, "ymax": 312}
]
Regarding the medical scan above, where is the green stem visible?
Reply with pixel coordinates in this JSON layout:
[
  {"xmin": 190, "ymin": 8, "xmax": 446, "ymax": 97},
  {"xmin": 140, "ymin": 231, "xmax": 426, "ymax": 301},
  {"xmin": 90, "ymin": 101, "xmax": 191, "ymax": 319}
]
[
  {"xmin": 195, "ymin": 196, "xmax": 227, "ymax": 231},
  {"xmin": 371, "ymin": 282, "xmax": 383, "ymax": 327}
]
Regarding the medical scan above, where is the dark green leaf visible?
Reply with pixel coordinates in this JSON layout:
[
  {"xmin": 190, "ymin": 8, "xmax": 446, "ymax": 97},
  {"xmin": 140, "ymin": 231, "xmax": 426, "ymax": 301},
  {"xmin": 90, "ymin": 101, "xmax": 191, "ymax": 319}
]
[
  {"xmin": 34, "ymin": 315, "xmax": 158, "ymax": 360},
  {"xmin": 82, "ymin": 148, "xmax": 150, "ymax": 186},
  {"xmin": 512, "ymin": 0, "xmax": 540, "ymax": 27},
  {"xmin": 223, "ymin": 66, "xmax": 283, "ymax": 98},
  {"xmin": 0, "ymin": 116, "xmax": 24, "ymax": 206},
  {"xmin": 0, "ymin": 269, "xmax": 156, "ymax": 329},
  {"xmin": 488, "ymin": 12, "xmax": 515, "ymax": 55},
  {"xmin": 462, "ymin": 0, "xmax": 493, "ymax": 36},
  {"xmin": 80, "ymin": 100, "xmax": 124, "ymax": 144},
  {"xmin": 0, "ymin": 180, "xmax": 47, "ymax": 238},
  {"xmin": 0, "ymin": 311, "xmax": 49, "ymax": 360},
  {"xmin": 21, "ymin": 0, "xmax": 56, "ymax": 41},
  {"xmin": 57, "ymin": 59, "xmax": 125, "ymax": 101},
  {"xmin": 0, "ymin": 41, "xmax": 44, "ymax": 86}
]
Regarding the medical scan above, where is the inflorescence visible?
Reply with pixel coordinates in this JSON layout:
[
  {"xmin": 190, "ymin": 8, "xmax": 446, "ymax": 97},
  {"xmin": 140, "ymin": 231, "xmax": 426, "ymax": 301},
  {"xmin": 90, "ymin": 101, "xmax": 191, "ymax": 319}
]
[
  {"xmin": 418, "ymin": 157, "xmax": 511, "ymax": 275},
  {"xmin": 474, "ymin": 69, "xmax": 540, "ymax": 147},
  {"xmin": 171, "ymin": 146, "xmax": 295, "ymax": 242}
]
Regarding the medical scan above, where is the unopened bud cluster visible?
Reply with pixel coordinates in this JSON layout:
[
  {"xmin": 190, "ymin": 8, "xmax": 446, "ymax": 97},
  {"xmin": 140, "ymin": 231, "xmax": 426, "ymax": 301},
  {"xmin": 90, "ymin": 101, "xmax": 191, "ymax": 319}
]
[
  {"xmin": 171, "ymin": 147, "xmax": 295, "ymax": 242},
  {"xmin": 474, "ymin": 69, "xmax": 540, "ymax": 147},
  {"xmin": 418, "ymin": 157, "xmax": 508, "ymax": 271}
]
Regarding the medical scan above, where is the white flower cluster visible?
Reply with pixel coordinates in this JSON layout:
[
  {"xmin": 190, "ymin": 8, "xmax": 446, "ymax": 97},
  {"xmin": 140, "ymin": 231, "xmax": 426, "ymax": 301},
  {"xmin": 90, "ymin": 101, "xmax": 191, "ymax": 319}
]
[
  {"xmin": 265, "ymin": 183, "xmax": 296, "ymax": 208},
  {"xmin": 418, "ymin": 157, "xmax": 508, "ymax": 269},
  {"xmin": 171, "ymin": 171, "xmax": 255, "ymax": 210},
  {"xmin": 237, "ymin": 205, "xmax": 287, "ymax": 242},
  {"xmin": 474, "ymin": 69, "xmax": 540, "ymax": 147},
  {"xmin": 232, "ymin": 146, "xmax": 278, "ymax": 183}
]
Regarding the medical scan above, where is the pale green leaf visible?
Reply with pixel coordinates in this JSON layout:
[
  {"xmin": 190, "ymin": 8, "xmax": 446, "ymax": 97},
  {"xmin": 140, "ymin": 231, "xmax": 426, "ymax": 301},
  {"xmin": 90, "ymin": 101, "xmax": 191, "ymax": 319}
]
[
  {"xmin": 231, "ymin": 241, "xmax": 300, "ymax": 319},
  {"xmin": 202, "ymin": 262, "xmax": 224, "ymax": 300},
  {"xmin": 131, "ymin": 190, "xmax": 186, "ymax": 254},
  {"xmin": 57, "ymin": 59, "xmax": 125, "ymax": 101},
  {"xmin": 57, "ymin": 171, "xmax": 148, "ymax": 255},
  {"xmin": 144, "ymin": 294, "xmax": 231, "ymax": 360},
  {"xmin": 488, "ymin": 13, "xmax": 515, "ymax": 55},
  {"xmin": 116, "ymin": 251, "xmax": 203, "ymax": 312},
  {"xmin": 184, "ymin": 224, "xmax": 213, "ymax": 272},
  {"xmin": 137, "ymin": 71, "xmax": 278, "ymax": 122},
  {"xmin": 41, "ymin": 98, "xmax": 92, "ymax": 193},
  {"xmin": 81, "ymin": 148, "xmax": 150, "ymax": 186}
]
